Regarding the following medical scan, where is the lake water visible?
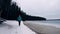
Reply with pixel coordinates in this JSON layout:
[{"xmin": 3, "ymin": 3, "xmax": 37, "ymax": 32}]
[
  {"xmin": 38, "ymin": 20, "xmax": 60, "ymax": 25},
  {"xmin": 28, "ymin": 20, "xmax": 60, "ymax": 25}
]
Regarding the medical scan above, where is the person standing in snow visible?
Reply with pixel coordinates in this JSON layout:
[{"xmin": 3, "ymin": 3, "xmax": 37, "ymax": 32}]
[
  {"xmin": 17, "ymin": 15, "xmax": 22, "ymax": 26},
  {"xmin": 0, "ymin": 0, "xmax": 22, "ymax": 26}
]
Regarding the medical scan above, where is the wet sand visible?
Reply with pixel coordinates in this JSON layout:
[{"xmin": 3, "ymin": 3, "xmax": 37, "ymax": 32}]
[{"xmin": 23, "ymin": 21, "xmax": 60, "ymax": 34}]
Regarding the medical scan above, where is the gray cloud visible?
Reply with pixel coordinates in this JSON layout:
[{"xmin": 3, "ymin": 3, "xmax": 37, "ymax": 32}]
[{"xmin": 15, "ymin": 0, "xmax": 60, "ymax": 19}]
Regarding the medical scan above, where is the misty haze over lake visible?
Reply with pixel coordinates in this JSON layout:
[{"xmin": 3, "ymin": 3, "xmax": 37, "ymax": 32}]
[{"xmin": 13, "ymin": 0, "xmax": 60, "ymax": 19}]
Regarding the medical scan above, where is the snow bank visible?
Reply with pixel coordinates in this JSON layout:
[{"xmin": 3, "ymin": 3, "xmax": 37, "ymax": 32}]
[{"xmin": 0, "ymin": 20, "xmax": 36, "ymax": 34}]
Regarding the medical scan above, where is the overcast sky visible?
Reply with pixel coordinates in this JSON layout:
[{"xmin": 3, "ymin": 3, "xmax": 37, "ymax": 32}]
[{"xmin": 13, "ymin": 0, "xmax": 60, "ymax": 19}]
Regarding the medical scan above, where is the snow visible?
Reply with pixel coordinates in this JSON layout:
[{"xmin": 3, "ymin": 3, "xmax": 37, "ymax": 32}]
[{"xmin": 0, "ymin": 20, "xmax": 36, "ymax": 34}]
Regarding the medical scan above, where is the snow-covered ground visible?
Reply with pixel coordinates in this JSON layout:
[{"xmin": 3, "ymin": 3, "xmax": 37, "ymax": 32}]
[{"xmin": 0, "ymin": 20, "xmax": 36, "ymax": 34}]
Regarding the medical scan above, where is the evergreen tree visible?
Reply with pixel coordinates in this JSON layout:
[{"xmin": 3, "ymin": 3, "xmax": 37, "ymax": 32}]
[{"xmin": 0, "ymin": 0, "xmax": 46, "ymax": 21}]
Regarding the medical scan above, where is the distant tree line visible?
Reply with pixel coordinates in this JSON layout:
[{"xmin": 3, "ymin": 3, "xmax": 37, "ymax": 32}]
[{"xmin": 0, "ymin": 0, "xmax": 46, "ymax": 21}]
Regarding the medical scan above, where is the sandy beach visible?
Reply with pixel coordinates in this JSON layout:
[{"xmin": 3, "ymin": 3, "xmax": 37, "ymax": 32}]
[{"xmin": 23, "ymin": 21, "xmax": 60, "ymax": 34}]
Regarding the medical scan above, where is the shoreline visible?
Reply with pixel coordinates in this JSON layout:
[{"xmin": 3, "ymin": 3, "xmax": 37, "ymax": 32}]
[{"xmin": 23, "ymin": 21, "xmax": 60, "ymax": 34}]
